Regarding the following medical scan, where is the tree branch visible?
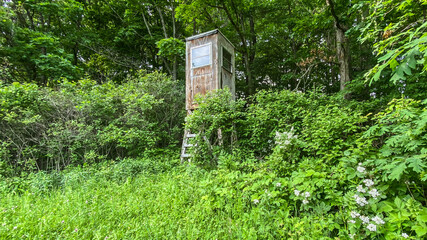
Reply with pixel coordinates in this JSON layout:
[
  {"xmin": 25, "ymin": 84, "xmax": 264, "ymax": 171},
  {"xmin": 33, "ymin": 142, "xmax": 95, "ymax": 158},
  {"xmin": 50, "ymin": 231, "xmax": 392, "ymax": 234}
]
[{"xmin": 325, "ymin": 0, "xmax": 347, "ymax": 32}]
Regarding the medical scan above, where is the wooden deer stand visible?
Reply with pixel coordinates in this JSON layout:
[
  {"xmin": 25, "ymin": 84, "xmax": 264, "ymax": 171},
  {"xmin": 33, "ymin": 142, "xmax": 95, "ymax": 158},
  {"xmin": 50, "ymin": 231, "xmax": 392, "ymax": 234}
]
[{"xmin": 181, "ymin": 29, "xmax": 236, "ymax": 162}]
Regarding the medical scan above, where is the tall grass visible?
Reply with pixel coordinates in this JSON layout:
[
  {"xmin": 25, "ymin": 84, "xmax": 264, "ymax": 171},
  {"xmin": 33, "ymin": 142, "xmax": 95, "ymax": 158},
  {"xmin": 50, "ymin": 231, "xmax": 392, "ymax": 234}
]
[{"xmin": 0, "ymin": 162, "xmax": 252, "ymax": 239}]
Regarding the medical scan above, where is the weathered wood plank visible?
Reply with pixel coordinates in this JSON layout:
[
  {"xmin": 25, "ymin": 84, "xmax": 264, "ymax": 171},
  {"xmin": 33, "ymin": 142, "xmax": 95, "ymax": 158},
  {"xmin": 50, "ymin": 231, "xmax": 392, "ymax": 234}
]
[{"xmin": 186, "ymin": 30, "xmax": 235, "ymax": 110}]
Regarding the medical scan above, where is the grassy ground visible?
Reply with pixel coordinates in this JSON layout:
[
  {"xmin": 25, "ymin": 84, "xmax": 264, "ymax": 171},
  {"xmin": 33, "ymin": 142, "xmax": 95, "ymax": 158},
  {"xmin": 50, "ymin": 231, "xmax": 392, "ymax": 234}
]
[
  {"xmin": 1, "ymin": 158, "xmax": 331, "ymax": 239},
  {"xmin": 0, "ymin": 165, "xmax": 241, "ymax": 239},
  {"xmin": 1, "ymin": 154, "xmax": 291, "ymax": 240}
]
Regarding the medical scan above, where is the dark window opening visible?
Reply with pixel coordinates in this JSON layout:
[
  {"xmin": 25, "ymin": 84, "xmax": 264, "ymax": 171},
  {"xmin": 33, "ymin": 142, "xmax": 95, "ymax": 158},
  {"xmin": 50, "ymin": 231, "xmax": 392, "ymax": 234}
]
[{"xmin": 222, "ymin": 47, "xmax": 232, "ymax": 72}]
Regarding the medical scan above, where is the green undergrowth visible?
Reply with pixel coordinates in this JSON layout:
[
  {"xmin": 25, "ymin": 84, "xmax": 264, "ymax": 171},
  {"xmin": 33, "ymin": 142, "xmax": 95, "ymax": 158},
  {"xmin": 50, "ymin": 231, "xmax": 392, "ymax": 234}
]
[
  {"xmin": 0, "ymin": 157, "xmax": 356, "ymax": 240},
  {"xmin": 1, "ymin": 88, "xmax": 426, "ymax": 239},
  {"xmin": 1, "ymin": 166, "xmax": 214, "ymax": 239},
  {"xmin": 0, "ymin": 159, "xmax": 316, "ymax": 240}
]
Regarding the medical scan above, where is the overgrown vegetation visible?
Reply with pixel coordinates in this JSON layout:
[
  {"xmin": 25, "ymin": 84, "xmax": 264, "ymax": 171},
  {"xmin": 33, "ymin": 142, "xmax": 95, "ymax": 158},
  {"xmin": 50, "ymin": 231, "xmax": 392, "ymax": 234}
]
[
  {"xmin": 2, "ymin": 86, "xmax": 425, "ymax": 239},
  {"xmin": 185, "ymin": 89, "xmax": 426, "ymax": 239},
  {"xmin": 0, "ymin": 71, "xmax": 184, "ymax": 176},
  {"xmin": 1, "ymin": 0, "xmax": 427, "ymax": 239}
]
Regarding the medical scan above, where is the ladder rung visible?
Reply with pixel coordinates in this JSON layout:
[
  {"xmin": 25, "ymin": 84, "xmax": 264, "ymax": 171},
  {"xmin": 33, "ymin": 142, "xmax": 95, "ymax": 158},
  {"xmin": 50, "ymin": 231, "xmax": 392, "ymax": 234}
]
[
  {"xmin": 186, "ymin": 133, "xmax": 197, "ymax": 138},
  {"xmin": 181, "ymin": 154, "xmax": 192, "ymax": 158},
  {"xmin": 184, "ymin": 143, "xmax": 195, "ymax": 147}
]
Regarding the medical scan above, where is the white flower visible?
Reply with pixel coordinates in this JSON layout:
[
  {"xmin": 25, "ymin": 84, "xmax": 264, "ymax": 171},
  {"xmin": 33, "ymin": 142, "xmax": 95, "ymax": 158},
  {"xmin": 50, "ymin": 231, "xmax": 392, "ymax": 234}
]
[
  {"xmin": 366, "ymin": 223, "xmax": 377, "ymax": 232},
  {"xmin": 348, "ymin": 220, "xmax": 356, "ymax": 224},
  {"xmin": 359, "ymin": 215, "xmax": 370, "ymax": 224},
  {"xmin": 356, "ymin": 185, "xmax": 366, "ymax": 193},
  {"xmin": 13, "ymin": 226, "xmax": 17, "ymax": 230},
  {"xmin": 353, "ymin": 194, "xmax": 368, "ymax": 206},
  {"xmin": 349, "ymin": 233, "xmax": 355, "ymax": 239},
  {"xmin": 369, "ymin": 189, "xmax": 380, "ymax": 199},
  {"xmin": 294, "ymin": 190, "xmax": 301, "ymax": 196},
  {"xmin": 371, "ymin": 216, "xmax": 385, "ymax": 225},
  {"xmin": 402, "ymin": 233, "xmax": 409, "ymax": 238},
  {"xmin": 304, "ymin": 191, "xmax": 310, "ymax": 198},
  {"xmin": 363, "ymin": 179, "xmax": 375, "ymax": 187},
  {"xmin": 284, "ymin": 140, "xmax": 290, "ymax": 145},
  {"xmin": 350, "ymin": 211, "xmax": 360, "ymax": 218},
  {"xmin": 302, "ymin": 199, "xmax": 309, "ymax": 205},
  {"xmin": 357, "ymin": 166, "xmax": 366, "ymax": 173},
  {"xmin": 253, "ymin": 199, "xmax": 259, "ymax": 204},
  {"xmin": 276, "ymin": 182, "xmax": 281, "ymax": 187}
]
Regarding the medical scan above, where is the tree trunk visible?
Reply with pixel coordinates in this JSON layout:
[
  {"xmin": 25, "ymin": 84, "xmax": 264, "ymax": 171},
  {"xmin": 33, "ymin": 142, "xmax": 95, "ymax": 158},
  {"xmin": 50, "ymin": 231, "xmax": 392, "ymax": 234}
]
[
  {"xmin": 40, "ymin": 46, "xmax": 47, "ymax": 86},
  {"xmin": 248, "ymin": 15, "xmax": 256, "ymax": 95},
  {"xmin": 141, "ymin": 6, "xmax": 172, "ymax": 76},
  {"xmin": 244, "ymin": 52, "xmax": 254, "ymax": 95},
  {"xmin": 156, "ymin": 6, "xmax": 168, "ymax": 38},
  {"xmin": 73, "ymin": 42, "xmax": 79, "ymax": 66},
  {"xmin": 172, "ymin": 3, "xmax": 177, "ymax": 81},
  {"xmin": 326, "ymin": 0, "xmax": 351, "ymax": 93},
  {"xmin": 335, "ymin": 26, "xmax": 350, "ymax": 91}
]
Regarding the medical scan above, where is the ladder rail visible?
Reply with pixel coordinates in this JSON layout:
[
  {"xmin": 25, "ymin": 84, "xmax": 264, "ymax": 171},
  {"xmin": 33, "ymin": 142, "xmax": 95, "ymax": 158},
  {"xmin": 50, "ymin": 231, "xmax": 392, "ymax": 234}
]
[{"xmin": 180, "ymin": 129, "xmax": 198, "ymax": 163}]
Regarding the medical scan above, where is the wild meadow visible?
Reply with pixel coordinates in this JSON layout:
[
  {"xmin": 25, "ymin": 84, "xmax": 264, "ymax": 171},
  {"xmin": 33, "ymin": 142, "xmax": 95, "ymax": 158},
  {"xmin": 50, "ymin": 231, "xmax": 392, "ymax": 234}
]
[{"xmin": 2, "ymin": 0, "xmax": 427, "ymax": 239}]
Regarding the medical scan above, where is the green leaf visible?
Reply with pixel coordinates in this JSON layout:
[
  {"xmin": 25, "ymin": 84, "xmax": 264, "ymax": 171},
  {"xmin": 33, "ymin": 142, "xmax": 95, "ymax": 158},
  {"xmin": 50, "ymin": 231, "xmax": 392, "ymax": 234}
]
[
  {"xmin": 407, "ymin": 157, "xmax": 426, "ymax": 173},
  {"xmin": 417, "ymin": 208, "xmax": 427, "ymax": 223},
  {"xmin": 394, "ymin": 197, "xmax": 404, "ymax": 209},
  {"xmin": 378, "ymin": 49, "xmax": 398, "ymax": 62},
  {"xmin": 412, "ymin": 223, "xmax": 427, "ymax": 237},
  {"xmin": 305, "ymin": 170, "xmax": 315, "ymax": 177},
  {"xmin": 389, "ymin": 162, "xmax": 406, "ymax": 181},
  {"xmin": 371, "ymin": 64, "xmax": 387, "ymax": 83},
  {"xmin": 401, "ymin": 63, "xmax": 412, "ymax": 76},
  {"xmin": 407, "ymin": 52, "xmax": 418, "ymax": 69},
  {"xmin": 379, "ymin": 202, "xmax": 394, "ymax": 213}
]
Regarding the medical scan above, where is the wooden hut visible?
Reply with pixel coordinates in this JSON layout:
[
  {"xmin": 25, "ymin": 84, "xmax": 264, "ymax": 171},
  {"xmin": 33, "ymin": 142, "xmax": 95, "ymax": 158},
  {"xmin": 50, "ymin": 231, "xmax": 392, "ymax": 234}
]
[{"xmin": 185, "ymin": 29, "xmax": 235, "ymax": 111}]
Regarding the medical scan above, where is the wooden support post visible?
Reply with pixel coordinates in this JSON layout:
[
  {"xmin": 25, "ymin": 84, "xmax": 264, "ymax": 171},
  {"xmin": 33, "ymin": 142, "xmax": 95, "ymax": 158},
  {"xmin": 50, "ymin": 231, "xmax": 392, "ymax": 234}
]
[{"xmin": 218, "ymin": 128, "xmax": 223, "ymax": 146}]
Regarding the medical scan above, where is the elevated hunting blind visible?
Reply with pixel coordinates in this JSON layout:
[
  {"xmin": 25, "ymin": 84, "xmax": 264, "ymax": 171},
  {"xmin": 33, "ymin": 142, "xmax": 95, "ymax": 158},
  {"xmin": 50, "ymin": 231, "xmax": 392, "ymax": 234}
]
[
  {"xmin": 185, "ymin": 29, "xmax": 235, "ymax": 110},
  {"xmin": 181, "ymin": 30, "xmax": 236, "ymax": 162}
]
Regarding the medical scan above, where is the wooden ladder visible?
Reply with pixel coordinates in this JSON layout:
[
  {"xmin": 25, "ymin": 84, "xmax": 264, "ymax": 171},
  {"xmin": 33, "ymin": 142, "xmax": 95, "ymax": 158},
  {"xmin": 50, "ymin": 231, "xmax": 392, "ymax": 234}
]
[{"xmin": 180, "ymin": 129, "xmax": 197, "ymax": 162}]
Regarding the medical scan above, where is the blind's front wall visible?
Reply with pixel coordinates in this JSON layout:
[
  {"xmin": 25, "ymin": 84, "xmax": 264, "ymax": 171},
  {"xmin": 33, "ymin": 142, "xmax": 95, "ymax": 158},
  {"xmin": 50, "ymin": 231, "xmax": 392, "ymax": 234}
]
[{"xmin": 186, "ymin": 34, "xmax": 218, "ymax": 110}]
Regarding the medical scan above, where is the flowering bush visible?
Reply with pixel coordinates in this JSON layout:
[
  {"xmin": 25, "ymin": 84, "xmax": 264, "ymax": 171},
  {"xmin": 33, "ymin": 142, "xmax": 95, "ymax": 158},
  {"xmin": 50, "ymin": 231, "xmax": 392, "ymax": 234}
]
[
  {"xmin": 343, "ymin": 98, "xmax": 427, "ymax": 239},
  {"xmin": 186, "ymin": 90, "xmax": 427, "ymax": 238}
]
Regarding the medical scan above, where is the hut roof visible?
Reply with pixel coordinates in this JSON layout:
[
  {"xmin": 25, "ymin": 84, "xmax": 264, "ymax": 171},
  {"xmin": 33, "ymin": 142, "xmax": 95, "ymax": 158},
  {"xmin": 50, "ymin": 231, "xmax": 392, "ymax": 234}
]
[{"xmin": 185, "ymin": 29, "xmax": 235, "ymax": 48}]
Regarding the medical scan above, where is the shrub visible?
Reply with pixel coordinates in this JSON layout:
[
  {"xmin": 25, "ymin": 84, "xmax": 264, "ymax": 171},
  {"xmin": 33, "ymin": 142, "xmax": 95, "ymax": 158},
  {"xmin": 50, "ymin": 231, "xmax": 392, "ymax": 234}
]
[
  {"xmin": 186, "ymin": 89, "xmax": 245, "ymax": 168},
  {"xmin": 186, "ymin": 89, "xmax": 427, "ymax": 238},
  {"xmin": 0, "ymin": 71, "xmax": 184, "ymax": 176}
]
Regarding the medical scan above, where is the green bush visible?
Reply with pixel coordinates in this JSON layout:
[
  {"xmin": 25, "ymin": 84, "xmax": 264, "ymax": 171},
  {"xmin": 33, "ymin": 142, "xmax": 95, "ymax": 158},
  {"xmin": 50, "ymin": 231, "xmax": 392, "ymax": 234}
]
[
  {"xmin": 187, "ymin": 88, "xmax": 366, "ymax": 168},
  {"xmin": 185, "ymin": 89, "xmax": 426, "ymax": 239},
  {"xmin": 0, "ymin": 71, "xmax": 184, "ymax": 176},
  {"xmin": 186, "ymin": 89, "xmax": 245, "ymax": 168}
]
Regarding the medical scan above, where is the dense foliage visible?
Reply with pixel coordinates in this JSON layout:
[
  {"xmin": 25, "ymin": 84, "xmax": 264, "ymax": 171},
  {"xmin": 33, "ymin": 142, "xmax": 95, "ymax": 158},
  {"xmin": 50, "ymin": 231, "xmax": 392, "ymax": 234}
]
[
  {"xmin": 0, "ymin": 71, "xmax": 184, "ymax": 176},
  {"xmin": 185, "ymin": 89, "xmax": 426, "ymax": 239},
  {"xmin": 1, "ymin": 0, "xmax": 427, "ymax": 239},
  {"xmin": 1, "ymin": 0, "xmax": 425, "ymax": 97},
  {"xmin": 1, "ymin": 88, "xmax": 425, "ymax": 239}
]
